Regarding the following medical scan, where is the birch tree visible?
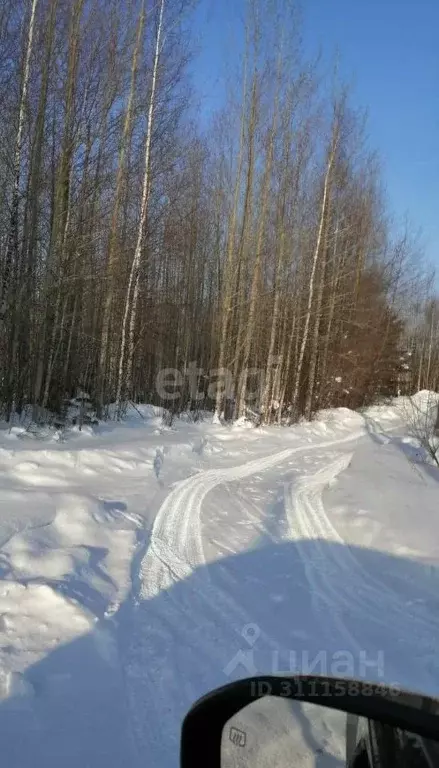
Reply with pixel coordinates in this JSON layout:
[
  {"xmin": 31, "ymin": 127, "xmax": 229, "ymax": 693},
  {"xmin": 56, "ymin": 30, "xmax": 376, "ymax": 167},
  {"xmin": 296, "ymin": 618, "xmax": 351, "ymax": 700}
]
[
  {"xmin": 98, "ymin": 0, "xmax": 145, "ymax": 413},
  {"xmin": 0, "ymin": 0, "xmax": 39, "ymax": 316},
  {"xmin": 291, "ymin": 103, "xmax": 341, "ymax": 415},
  {"xmin": 116, "ymin": 0, "xmax": 165, "ymax": 413}
]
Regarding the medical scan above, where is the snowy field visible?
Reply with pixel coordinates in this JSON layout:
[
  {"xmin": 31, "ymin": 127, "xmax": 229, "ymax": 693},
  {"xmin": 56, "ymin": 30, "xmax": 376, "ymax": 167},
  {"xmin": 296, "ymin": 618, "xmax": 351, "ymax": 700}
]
[{"xmin": 0, "ymin": 394, "xmax": 438, "ymax": 766}]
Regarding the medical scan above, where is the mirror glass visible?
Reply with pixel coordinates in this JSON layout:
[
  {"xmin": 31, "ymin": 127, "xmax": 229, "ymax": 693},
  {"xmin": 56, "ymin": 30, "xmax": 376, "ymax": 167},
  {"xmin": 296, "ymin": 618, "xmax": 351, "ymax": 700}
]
[
  {"xmin": 221, "ymin": 696, "xmax": 345, "ymax": 767},
  {"xmin": 221, "ymin": 695, "xmax": 439, "ymax": 767}
]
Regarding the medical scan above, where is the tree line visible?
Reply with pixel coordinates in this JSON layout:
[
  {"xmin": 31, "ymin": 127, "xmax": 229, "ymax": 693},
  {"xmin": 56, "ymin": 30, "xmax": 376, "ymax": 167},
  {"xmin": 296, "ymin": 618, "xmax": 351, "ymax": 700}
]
[{"xmin": 0, "ymin": 0, "xmax": 437, "ymax": 426}]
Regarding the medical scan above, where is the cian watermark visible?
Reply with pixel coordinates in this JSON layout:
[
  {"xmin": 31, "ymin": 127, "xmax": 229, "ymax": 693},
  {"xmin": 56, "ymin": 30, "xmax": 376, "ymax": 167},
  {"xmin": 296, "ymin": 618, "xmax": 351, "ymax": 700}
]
[{"xmin": 223, "ymin": 623, "xmax": 387, "ymax": 681}]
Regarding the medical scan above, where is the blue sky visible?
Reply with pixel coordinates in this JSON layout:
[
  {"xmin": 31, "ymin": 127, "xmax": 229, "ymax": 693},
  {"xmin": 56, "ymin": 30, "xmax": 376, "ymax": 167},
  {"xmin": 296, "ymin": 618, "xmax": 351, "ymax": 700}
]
[{"xmin": 190, "ymin": 0, "xmax": 439, "ymax": 272}]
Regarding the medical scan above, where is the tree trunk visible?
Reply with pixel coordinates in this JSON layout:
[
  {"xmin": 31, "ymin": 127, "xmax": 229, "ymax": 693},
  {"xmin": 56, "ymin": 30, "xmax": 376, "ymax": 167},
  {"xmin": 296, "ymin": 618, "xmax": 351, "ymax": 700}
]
[
  {"xmin": 116, "ymin": 0, "xmax": 165, "ymax": 413},
  {"xmin": 1, "ymin": 0, "xmax": 39, "ymax": 315},
  {"xmin": 291, "ymin": 120, "xmax": 339, "ymax": 415},
  {"xmin": 235, "ymin": 61, "xmax": 280, "ymax": 419},
  {"xmin": 214, "ymin": 50, "xmax": 250, "ymax": 420},
  {"xmin": 98, "ymin": 0, "xmax": 145, "ymax": 413},
  {"xmin": 304, "ymin": 193, "xmax": 331, "ymax": 419}
]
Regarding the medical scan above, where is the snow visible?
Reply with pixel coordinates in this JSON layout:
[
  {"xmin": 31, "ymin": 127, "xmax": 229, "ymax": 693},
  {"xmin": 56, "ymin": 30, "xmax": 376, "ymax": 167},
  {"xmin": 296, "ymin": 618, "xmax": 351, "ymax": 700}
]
[{"xmin": 0, "ymin": 396, "xmax": 438, "ymax": 766}]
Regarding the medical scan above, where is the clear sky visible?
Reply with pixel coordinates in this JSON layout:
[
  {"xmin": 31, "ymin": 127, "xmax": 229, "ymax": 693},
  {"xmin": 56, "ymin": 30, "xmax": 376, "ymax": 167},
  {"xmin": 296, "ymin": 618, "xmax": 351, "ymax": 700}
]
[{"xmin": 190, "ymin": 0, "xmax": 439, "ymax": 272}]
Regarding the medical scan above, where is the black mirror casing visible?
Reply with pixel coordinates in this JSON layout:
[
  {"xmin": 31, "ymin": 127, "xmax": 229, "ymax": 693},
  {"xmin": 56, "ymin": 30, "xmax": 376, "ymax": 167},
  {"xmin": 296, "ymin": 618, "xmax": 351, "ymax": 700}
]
[{"xmin": 181, "ymin": 675, "xmax": 439, "ymax": 768}]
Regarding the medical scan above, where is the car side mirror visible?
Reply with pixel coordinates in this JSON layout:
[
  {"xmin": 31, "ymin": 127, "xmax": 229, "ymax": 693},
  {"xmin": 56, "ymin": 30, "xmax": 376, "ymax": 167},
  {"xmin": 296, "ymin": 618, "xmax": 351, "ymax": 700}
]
[{"xmin": 181, "ymin": 675, "xmax": 439, "ymax": 768}]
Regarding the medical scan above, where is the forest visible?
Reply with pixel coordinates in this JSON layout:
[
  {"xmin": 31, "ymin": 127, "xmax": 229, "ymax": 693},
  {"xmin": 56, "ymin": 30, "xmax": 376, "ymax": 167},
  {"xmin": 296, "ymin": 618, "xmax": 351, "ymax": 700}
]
[{"xmin": 0, "ymin": 0, "xmax": 438, "ymax": 426}]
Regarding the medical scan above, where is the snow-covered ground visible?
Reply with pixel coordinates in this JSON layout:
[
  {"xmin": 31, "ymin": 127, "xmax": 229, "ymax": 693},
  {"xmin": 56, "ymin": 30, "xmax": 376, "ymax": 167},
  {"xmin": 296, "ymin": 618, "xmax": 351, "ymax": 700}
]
[{"xmin": 0, "ymin": 395, "xmax": 438, "ymax": 766}]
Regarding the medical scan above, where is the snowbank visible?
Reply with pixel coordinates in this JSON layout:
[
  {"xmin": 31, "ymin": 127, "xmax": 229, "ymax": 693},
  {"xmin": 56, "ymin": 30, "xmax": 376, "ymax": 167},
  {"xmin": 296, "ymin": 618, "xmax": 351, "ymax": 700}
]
[{"xmin": 0, "ymin": 391, "xmax": 436, "ymax": 765}]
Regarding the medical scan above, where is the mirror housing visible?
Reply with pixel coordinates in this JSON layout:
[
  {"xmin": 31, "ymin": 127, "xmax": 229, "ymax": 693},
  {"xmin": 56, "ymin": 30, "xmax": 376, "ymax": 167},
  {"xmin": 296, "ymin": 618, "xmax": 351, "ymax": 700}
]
[{"xmin": 181, "ymin": 675, "xmax": 439, "ymax": 768}]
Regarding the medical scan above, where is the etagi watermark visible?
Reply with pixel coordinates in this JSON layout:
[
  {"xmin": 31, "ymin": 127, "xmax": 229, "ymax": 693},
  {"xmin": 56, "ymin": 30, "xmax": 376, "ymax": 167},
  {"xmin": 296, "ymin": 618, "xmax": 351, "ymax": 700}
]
[
  {"xmin": 155, "ymin": 362, "xmax": 280, "ymax": 403},
  {"xmin": 223, "ymin": 623, "xmax": 387, "ymax": 681}
]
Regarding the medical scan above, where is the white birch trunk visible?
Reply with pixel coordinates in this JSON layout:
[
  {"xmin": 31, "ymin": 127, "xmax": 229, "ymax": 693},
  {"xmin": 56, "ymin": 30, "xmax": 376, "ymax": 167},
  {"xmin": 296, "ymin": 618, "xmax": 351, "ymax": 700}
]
[
  {"xmin": 116, "ymin": 0, "xmax": 165, "ymax": 413},
  {"xmin": 291, "ymin": 133, "xmax": 338, "ymax": 414},
  {"xmin": 1, "ymin": 0, "xmax": 39, "ymax": 313},
  {"xmin": 99, "ymin": 0, "xmax": 145, "ymax": 411}
]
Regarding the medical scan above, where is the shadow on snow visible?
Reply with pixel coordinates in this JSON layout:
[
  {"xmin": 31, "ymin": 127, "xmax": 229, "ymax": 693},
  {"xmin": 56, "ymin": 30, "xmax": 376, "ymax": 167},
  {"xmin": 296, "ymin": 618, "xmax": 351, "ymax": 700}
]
[{"xmin": 0, "ymin": 535, "xmax": 438, "ymax": 767}]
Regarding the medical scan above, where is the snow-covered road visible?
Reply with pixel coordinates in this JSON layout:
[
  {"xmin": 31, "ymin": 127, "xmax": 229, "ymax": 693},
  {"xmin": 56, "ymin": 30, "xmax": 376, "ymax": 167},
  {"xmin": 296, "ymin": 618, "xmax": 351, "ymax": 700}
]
[{"xmin": 0, "ymin": 399, "xmax": 438, "ymax": 766}]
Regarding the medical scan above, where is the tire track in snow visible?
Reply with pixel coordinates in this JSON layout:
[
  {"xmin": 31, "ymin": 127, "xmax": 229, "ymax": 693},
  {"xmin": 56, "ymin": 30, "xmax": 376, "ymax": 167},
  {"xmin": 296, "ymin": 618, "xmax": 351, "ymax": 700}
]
[
  {"xmin": 285, "ymin": 453, "xmax": 439, "ymax": 676},
  {"xmin": 284, "ymin": 454, "xmax": 366, "ymax": 656},
  {"xmin": 123, "ymin": 429, "xmax": 369, "ymax": 764},
  {"xmin": 138, "ymin": 431, "xmax": 366, "ymax": 601}
]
